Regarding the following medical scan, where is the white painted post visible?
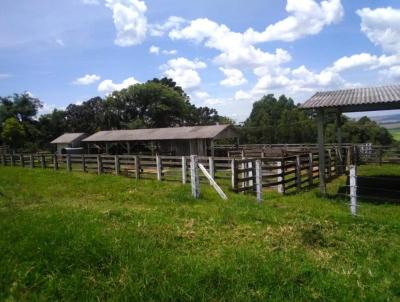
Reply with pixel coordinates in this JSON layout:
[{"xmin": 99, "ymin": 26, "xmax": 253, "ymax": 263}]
[
  {"xmin": 156, "ymin": 155, "xmax": 162, "ymax": 181},
  {"xmin": 308, "ymin": 153, "xmax": 313, "ymax": 187},
  {"xmin": 296, "ymin": 155, "xmax": 301, "ymax": 191},
  {"xmin": 97, "ymin": 155, "xmax": 102, "ymax": 175},
  {"xmin": 231, "ymin": 159, "xmax": 237, "ymax": 191},
  {"xmin": 349, "ymin": 165, "xmax": 357, "ymax": 216},
  {"xmin": 198, "ymin": 163, "xmax": 227, "ymax": 200},
  {"xmin": 115, "ymin": 155, "xmax": 120, "ymax": 175},
  {"xmin": 40, "ymin": 155, "xmax": 46, "ymax": 169},
  {"xmin": 134, "ymin": 156, "xmax": 140, "ymax": 180},
  {"xmin": 248, "ymin": 161, "xmax": 253, "ymax": 189},
  {"xmin": 255, "ymin": 160, "xmax": 262, "ymax": 205},
  {"xmin": 182, "ymin": 156, "xmax": 187, "ymax": 184},
  {"xmin": 66, "ymin": 154, "xmax": 72, "ymax": 172},
  {"xmin": 208, "ymin": 157, "xmax": 215, "ymax": 180},
  {"xmin": 276, "ymin": 160, "xmax": 284, "ymax": 194},
  {"xmin": 190, "ymin": 155, "xmax": 200, "ymax": 199}
]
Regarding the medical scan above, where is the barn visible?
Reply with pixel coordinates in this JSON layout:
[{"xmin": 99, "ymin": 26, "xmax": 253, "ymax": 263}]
[
  {"xmin": 82, "ymin": 124, "xmax": 238, "ymax": 156},
  {"xmin": 50, "ymin": 133, "xmax": 88, "ymax": 154}
]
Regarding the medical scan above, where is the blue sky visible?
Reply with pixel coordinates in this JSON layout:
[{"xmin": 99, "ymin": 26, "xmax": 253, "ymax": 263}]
[{"xmin": 1, "ymin": 0, "xmax": 400, "ymax": 121}]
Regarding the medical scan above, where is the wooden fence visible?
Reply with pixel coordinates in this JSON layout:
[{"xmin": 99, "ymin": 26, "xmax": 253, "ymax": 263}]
[{"xmin": 231, "ymin": 148, "xmax": 345, "ymax": 194}]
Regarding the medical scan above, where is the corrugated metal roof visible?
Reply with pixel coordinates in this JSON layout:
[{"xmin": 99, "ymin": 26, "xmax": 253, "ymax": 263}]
[
  {"xmin": 50, "ymin": 133, "xmax": 87, "ymax": 144},
  {"xmin": 82, "ymin": 125, "xmax": 236, "ymax": 142},
  {"xmin": 302, "ymin": 85, "xmax": 400, "ymax": 109}
]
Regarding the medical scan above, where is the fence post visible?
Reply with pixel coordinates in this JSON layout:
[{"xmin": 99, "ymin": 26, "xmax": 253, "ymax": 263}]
[
  {"xmin": 255, "ymin": 160, "xmax": 262, "ymax": 205},
  {"xmin": 296, "ymin": 155, "xmax": 301, "ymax": 191},
  {"xmin": 190, "ymin": 155, "xmax": 200, "ymax": 199},
  {"xmin": 97, "ymin": 155, "xmax": 102, "ymax": 175},
  {"xmin": 346, "ymin": 147, "xmax": 351, "ymax": 172},
  {"xmin": 40, "ymin": 155, "xmax": 45, "ymax": 169},
  {"xmin": 182, "ymin": 156, "xmax": 187, "ymax": 184},
  {"xmin": 53, "ymin": 154, "xmax": 58, "ymax": 171},
  {"xmin": 308, "ymin": 153, "xmax": 313, "ymax": 187},
  {"xmin": 276, "ymin": 160, "xmax": 284, "ymax": 194},
  {"xmin": 1, "ymin": 154, "xmax": 5, "ymax": 165},
  {"xmin": 134, "ymin": 156, "xmax": 140, "ymax": 180},
  {"xmin": 66, "ymin": 154, "xmax": 72, "ymax": 172},
  {"xmin": 82, "ymin": 154, "xmax": 86, "ymax": 172},
  {"xmin": 327, "ymin": 150, "xmax": 332, "ymax": 179},
  {"xmin": 349, "ymin": 165, "xmax": 357, "ymax": 216},
  {"xmin": 156, "ymin": 155, "xmax": 162, "ymax": 181},
  {"xmin": 20, "ymin": 154, "xmax": 25, "ymax": 167},
  {"xmin": 10, "ymin": 154, "xmax": 15, "ymax": 166},
  {"xmin": 208, "ymin": 157, "xmax": 215, "ymax": 180},
  {"xmin": 231, "ymin": 159, "xmax": 238, "ymax": 192},
  {"xmin": 30, "ymin": 155, "xmax": 34, "ymax": 168},
  {"xmin": 114, "ymin": 155, "xmax": 120, "ymax": 175}
]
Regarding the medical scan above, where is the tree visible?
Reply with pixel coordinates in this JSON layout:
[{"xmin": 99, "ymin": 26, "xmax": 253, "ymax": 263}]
[{"xmin": 1, "ymin": 117, "xmax": 26, "ymax": 150}]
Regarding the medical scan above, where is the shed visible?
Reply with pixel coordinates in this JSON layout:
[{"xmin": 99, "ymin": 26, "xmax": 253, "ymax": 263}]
[
  {"xmin": 82, "ymin": 125, "xmax": 238, "ymax": 156},
  {"xmin": 50, "ymin": 133, "xmax": 88, "ymax": 154},
  {"xmin": 302, "ymin": 84, "xmax": 400, "ymax": 194}
]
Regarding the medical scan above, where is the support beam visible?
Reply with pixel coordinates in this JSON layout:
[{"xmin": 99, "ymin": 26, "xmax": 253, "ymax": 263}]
[
  {"xmin": 317, "ymin": 110, "xmax": 326, "ymax": 194},
  {"xmin": 335, "ymin": 111, "xmax": 343, "ymax": 174}
]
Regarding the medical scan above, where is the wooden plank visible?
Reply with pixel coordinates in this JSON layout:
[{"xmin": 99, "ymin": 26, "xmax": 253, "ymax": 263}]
[
  {"xmin": 66, "ymin": 154, "xmax": 72, "ymax": 172},
  {"xmin": 255, "ymin": 160, "xmax": 262, "ymax": 204},
  {"xmin": 317, "ymin": 110, "xmax": 326, "ymax": 194},
  {"xmin": 190, "ymin": 155, "xmax": 200, "ymax": 199},
  {"xmin": 182, "ymin": 156, "xmax": 187, "ymax": 184},
  {"xmin": 198, "ymin": 163, "xmax": 228, "ymax": 200},
  {"xmin": 156, "ymin": 155, "xmax": 162, "ymax": 181},
  {"xmin": 134, "ymin": 156, "xmax": 140, "ymax": 180},
  {"xmin": 115, "ymin": 155, "xmax": 120, "ymax": 175}
]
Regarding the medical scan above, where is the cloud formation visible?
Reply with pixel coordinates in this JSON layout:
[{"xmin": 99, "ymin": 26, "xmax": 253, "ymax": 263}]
[
  {"xmin": 98, "ymin": 76, "xmax": 139, "ymax": 93},
  {"xmin": 73, "ymin": 74, "xmax": 101, "ymax": 85}
]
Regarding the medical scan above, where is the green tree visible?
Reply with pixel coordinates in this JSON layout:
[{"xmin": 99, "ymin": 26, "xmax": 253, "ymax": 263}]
[{"xmin": 1, "ymin": 117, "xmax": 26, "ymax": 150}]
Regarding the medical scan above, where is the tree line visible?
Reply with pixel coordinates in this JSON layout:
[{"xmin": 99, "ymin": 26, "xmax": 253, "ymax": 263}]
[{"xmin": 0, "ymin": 77, "xmax": 394, "ymax": 152}]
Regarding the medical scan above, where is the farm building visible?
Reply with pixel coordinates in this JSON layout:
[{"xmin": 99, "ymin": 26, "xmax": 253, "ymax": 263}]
[
  {"xmin": 50, "ymin": 133, "xmax": 87, "ymax": 154},
  {"xmin": 82, "ymin": 124, "xmax": 238, "ymax": 156}
]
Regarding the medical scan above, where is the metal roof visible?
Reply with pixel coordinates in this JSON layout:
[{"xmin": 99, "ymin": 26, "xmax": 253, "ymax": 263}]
[
  {"xmin": 302, "ymin": 85, "xmax": 400, "ymax": 112},
  {"xmin": 82, "ymin": 125, "xmax": 237, "ymax": 142},
  {"xmin": 50, "ymin": 133, "xmax": 87, "ymax": 144}
]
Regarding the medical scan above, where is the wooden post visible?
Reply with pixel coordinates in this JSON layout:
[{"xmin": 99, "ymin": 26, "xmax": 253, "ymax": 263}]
[
  {"xmin": 30, "ymin": 155, "xmax": 34, "ymax": 168},
  {"xmin": 208, "ymin": 157, "xmax": 215, "ymax": 180},
  {"xmin": 10, "ymin": 154, "xmax": 15, "ymax": 166},
  {"xmin": 317, "ymin": 110, "xmax": 326, "ymax": 194},
  {"xmin": 82, "ymin": 154, "xmax": 86, "ymax": 172},
  {"xmin": 156, "ymin": 155, "xmax": 162, "ymax": 181},
  {"xmin": 276, "ymin": 160, "xmax": 284, "ymax": 194},
  {"xmin": 295, "ymin": 155, "xmax": 301, "ymax": 191},
  {"xmin": 40, "ymin": 155, "xmax": 46, "ymax": 169},
  {"xmin": 231, "ymin": 159, "xmax": 238, "ymax": 191},
  {"xmin": 134, "ymin": 155, "xmax": 140, "ymax": 180},
  {"xmin": 182, "ymin": 156, "xmax": 187, "ymax": 184},
  {"xmin": 20, "ymin": 154, "xmax": 25, "ymax": 167},
  {"xmin": 349, "ymin": 165, "xmax": 357, "ymax": 216},
  {"xmin": 255, "ymin": 160, "xmax": 262, "ymax": 204},
  {"xmin": 308, "ymin": 153, "xmax": 313, "ymax": 187},
  {"xmin": 335, "ymin": 111, "xmax": 343, "ymax": 174},
  {"xmin": 53, "ymin": 154, "xmax": 58, "ymax": 171},
  {"xmin": 115, "ymin": 155, "xmax": 120, "ymax": 175},
  {"xmin": 346, "ymin": 147, "xmax": 351, "ymax": 172},
  {"xmin": 66, "ymin": 154, "xmax": 72, "ymax": 172},
  {"xmin": 1, "ymin": 154, "xmax": 5, "ymax": 165},
  {"xmin": 327, "ymin": 149, "xmax": 332, "ymax": 179},
  {"xmin": 97, "ymin": 155, "xmax": 102, "ymax": 175},
  {"xmin": 198, "ymin": 163, "xmax": 227, "ymax": 200},
  {"xmin": 190, "ymin": 155, "xmax": 200, "ymax": 199}
]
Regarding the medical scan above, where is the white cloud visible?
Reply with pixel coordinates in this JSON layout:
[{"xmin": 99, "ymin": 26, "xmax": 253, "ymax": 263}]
[
  {"xmin": 330, "ymin": 53, "xmax": 400, "ymax": 72},
  {"xmin": 105, "ymin": 0, "xmax": 147, "ymax": 47},
  {"xmin": 244, "ymin": 0, "xmax": 343, "ymax": 43},
  {"xmin": 149, "ymin": 45, "xmax": 177, "ymax": 55},
  {"xmin": 149, "ymin": 45, "xmax": 160, "ymax": 54},
  {"xmin": 150, "ymin": 16, "xmax": 186, "ymax": 37},
  {"xmin": 380, "ymin": 65, "xmax": 400, "ymax": 80},
  {"xmin": 55, "ymin": 39, "xmax": 64, "ymax": 47},
  {"xmin": 161, "ymin": 57, "xmax": 207, "ymax": 90},
  {"xmin": 357, "ymin": 7, "xmax": 400, "ymax": 54},
  {"xmin": 98, "ymin": 76, "xmax": 139, "ymax": 93},
  {"xmin": 234, "ymin": 90, "xmax": 252, "ymax": 101},
  {"xmin": 219, "ymin": 67, "xmax": 247, "ymax": 87},
  {"xmin": 194, "ymin": 91, "xmax": 209, "ymax": 99},
  {"xmin": 73, "ymin": 74, "xmax": 101, "ymax": 85},
  {"xmin": 82, "ymin": 0, "xmax": 100, "ymax": 4},
  {"xmin": 204, "ymin": 98, "xmax": 225, "ymax": 106}
]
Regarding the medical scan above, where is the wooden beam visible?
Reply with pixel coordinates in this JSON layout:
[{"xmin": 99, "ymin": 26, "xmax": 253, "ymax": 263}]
[
  {"xmin": 198, "ymin": 163, "xmax": 227, "ymax": 200},
  {"xmin": 317, "ymin": 110, "xmax": 326, "ymax": 194}
]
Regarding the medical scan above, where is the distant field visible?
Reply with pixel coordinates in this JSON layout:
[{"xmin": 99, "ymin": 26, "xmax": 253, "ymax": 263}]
[
  {"xmin": 389, "ymin": 128, "xmax": 400, "ymax": 141},
  {"xmin": 0, "ymin": 166, "xmax": 399, "ymax": 301}
]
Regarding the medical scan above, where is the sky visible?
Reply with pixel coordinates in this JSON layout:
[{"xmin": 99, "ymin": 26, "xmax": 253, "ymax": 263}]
[{"xmin": 1, "ymin": 0, "xmax": 400, "ymax": 121}]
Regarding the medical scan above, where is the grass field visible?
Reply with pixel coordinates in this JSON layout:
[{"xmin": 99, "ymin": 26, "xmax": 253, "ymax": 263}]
[
  {"xmin": 0, "ymin": 166, "xmax": 399, "ymax": 301},
  {"xmin": 389, "ymin": 128, "xmax": 400, "ymax": 141}
]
